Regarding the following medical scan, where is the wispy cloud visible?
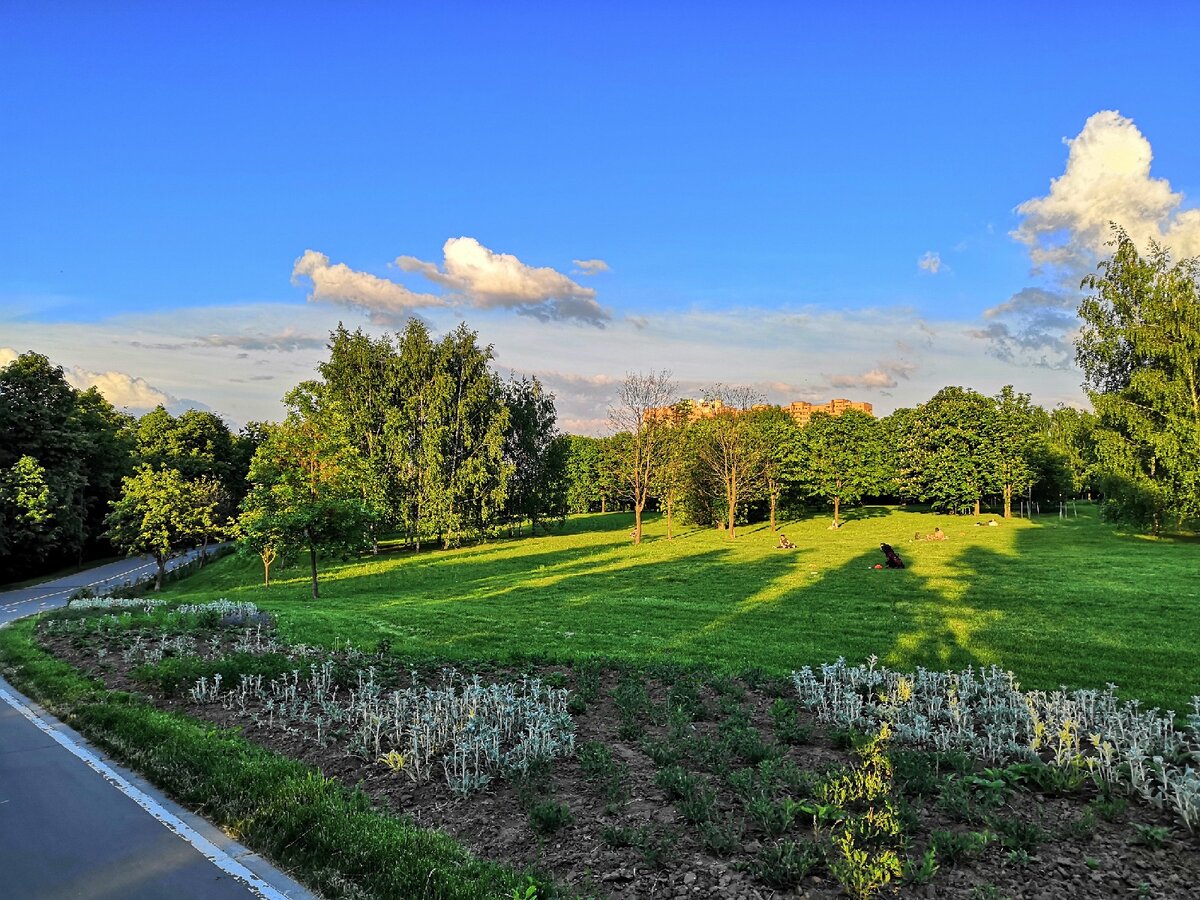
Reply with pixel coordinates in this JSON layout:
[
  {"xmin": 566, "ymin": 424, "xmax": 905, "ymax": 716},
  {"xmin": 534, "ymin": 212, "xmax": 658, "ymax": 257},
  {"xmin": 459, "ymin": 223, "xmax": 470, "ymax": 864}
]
[
  {"xmin": 829, "ymin": 369, "xmax": 898, "ymax": 389},
  {"xmin": 572, "ymin": 258, "xmax": 610, "ymax": 276},
  {"xmin": 917, "ymin": 251, "xmax": 943, "ymax": 274}
]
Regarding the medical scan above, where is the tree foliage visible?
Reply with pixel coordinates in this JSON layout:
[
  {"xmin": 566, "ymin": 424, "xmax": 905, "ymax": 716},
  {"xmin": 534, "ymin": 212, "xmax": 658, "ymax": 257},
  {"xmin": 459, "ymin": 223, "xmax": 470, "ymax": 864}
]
[
  {"xmin": 1077, "ymin": 229, "xmax": 1200, "ymax": 532},
  {"xmin": 105, "ymin": 465, "xmax": 218, "ymax": 590},
  {"xmin": 0, "ymin": 352, "xmax": 134, "ymax": 579},
  {"xmin": 795, "ymin": 409, "xmax": 883, "ymax": 526},
  {"xmin": 691, "ymin": 386, "xmax": 766, "ymax": 539},
  {"xmin": 502, "ymin": 375, "xmax": 566, "ymax": 534},
  {"xmin": 239, "ymin": 383, "xmax": 376, "ymax": 598}
]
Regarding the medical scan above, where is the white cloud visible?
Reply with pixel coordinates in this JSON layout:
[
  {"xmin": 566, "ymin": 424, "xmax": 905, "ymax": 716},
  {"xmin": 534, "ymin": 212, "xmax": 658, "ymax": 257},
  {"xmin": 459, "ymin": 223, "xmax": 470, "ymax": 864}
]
[
  {"xmin": 572, "ymin": 258, "xmax": 610, "ymax": 275},
  {"xmin": 64, "ymin": 366, "xmax": 179, "ymax": 411},
  {"xmin": 917, "ymin": 251, "xmax": 943, "ymax": 274},
  {"xmin": 1013, "ymin": 110, "xmax": 1200, "ymax": 277},
  {"xmin": 2, "ymin": 345, "xmax": 204, "ymax": 414},
  {"xmin": 397, "ymin": 237, "xmax": 610, "ymax": 324},
  {"xmin": 829, "ymin": 369, "xmax": 898, "ymax": 389},
  {"xmin": 292, "ymin": 250, "xmax": 443, "ymax": 324}
]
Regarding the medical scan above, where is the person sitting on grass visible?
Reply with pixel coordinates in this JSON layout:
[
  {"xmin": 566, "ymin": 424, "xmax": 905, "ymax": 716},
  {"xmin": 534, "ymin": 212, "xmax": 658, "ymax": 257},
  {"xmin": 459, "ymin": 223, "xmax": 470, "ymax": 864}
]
[
  {"xmin": 776, "ymin": 534, "xmax": 796, "ymax": 549},
  {"xmin": 931, "ymin": 527, "xmax": 946, "ymax": 541},
  {"xmin": 880, "ymin": 543, "xmax": 905, "ymax": 569}
]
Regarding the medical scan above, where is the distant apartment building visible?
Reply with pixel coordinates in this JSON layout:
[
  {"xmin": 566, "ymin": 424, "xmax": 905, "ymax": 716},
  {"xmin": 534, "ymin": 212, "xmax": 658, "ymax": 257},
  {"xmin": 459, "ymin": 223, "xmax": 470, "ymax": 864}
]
[
  {"xmin": 647, "ymin": 398, "xmax": 873, "ymax": 426},
  {"xmin": 780, "ymin": 398, "xmax": 873, "ymax": 426}
]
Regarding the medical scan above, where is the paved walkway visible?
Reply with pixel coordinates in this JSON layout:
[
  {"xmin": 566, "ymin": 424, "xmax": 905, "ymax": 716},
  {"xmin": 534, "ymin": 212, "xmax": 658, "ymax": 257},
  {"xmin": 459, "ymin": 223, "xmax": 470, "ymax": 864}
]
[{"xmin": 0, "ymin": 554, "xmax": 316, "ymax": 899}]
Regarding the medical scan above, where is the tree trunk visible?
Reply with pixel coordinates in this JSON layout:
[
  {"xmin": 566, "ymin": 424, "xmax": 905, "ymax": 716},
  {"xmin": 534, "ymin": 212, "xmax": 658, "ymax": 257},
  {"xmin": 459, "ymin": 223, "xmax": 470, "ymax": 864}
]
[
  {"xmin": 666, "ymin": 496, "xmax": 673, "ymax": 540},
  {"xmin": 154, "ymin": 551, "xmax": 165, "ymax": 592},
  {"xmin": 833, "ymin": 495, "xmax": 841, "ymax": 527},
  {"xmin": 1003, "ymin": 486, "xmax": 1013, "ymax": 519},
  {"xmin": 727, "ymin": 486, "xmax": 736, "ymax": 540},
  {"xmin": 974, "ymin": 499, "xmax": 981, "ymax": 517},
  {"xmin": 634, "ymin": 499, "xmax": 644, "ymax": 544},
  {"xmin": 601, "ymin": 497, "xmax": 606, "ymax": 513},
  {"xmin": 200, "ymin": 536, "xmax": 209, "ymax": 567},
  {"xmin": 770, "ymin": 491, "xmax": 777, "ymax": 532},
  {"xmin": 262, "ymin": 555, "xmax": 271, "ymax": 586},
  {"xmin": 309, "ymin": 546, "xmax": 320, "ymax": 599}
]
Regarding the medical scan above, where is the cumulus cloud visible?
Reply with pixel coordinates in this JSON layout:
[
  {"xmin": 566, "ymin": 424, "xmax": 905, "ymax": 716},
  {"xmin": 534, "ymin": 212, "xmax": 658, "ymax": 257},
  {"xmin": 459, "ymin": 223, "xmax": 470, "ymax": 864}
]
[
  {"xmin": 1013, "ymin": 110, "xmax": 1200, "ymax": 277},
  {"xmin": 397, "ymin": 237, "xmax": 610, "ymax": 325},
  {"xmin": 292, "ymin": 250, "xmax": 444, "ymax": 325},
  {"xmin": 917, "ymin": 251, "xmax": 943, "ymax": 274},
  {"xmin": 2, "ymin": 345, "xmax": 210, "ymax": 414},
  {"xmin": 65, "ymin": 366, "xmax": 178, "ymax": 410},
  {"xmin": 572, "ymin": 258, "xmax": 610, "ymax": 275}
]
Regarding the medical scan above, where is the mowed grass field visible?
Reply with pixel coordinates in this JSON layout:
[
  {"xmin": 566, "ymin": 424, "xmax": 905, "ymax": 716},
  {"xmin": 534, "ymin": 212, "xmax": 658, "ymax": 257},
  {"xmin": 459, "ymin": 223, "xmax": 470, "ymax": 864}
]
[{"xmin": 161, "ymin": 505, "xmax": 1200, "ymax": 714}]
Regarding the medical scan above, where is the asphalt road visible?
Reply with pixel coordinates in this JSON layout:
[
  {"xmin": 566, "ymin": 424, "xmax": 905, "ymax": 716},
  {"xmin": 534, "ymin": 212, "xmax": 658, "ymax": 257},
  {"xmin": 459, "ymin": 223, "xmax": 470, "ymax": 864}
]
[{"xmin": 0, "ymin": 552, "xmax": 313, "ymax": 899}]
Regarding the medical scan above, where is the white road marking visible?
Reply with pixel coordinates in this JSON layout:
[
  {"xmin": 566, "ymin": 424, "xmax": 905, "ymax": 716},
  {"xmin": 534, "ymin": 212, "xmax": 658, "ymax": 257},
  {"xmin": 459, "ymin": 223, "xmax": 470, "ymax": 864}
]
[{"xmin": 0, "ymin": 683, "xmax": 289, "ymax": 900}]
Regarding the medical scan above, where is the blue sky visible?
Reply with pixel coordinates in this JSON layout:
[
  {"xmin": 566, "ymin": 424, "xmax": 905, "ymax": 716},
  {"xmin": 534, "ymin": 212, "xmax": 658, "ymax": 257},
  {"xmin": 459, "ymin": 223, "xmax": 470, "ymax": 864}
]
[{"xmin": 3, "ymin": 3, "xmax": 1200, "ymax": 431}]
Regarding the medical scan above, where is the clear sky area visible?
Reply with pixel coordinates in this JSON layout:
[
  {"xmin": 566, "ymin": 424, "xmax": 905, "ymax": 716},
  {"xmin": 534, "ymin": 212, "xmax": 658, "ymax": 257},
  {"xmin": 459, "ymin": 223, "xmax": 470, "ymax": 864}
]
[{"xmin": 3, "ymin": 2, "xmax": 1199, "ymax": 432}]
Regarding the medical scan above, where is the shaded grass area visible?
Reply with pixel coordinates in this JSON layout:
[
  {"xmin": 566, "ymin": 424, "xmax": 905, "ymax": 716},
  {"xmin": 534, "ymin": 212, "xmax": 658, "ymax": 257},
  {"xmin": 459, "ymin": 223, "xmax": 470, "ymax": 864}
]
[
  {"xmin": 0, "ymin": 620, "xmax": 542, "ymax": 900},
  {"xmin": 165, "ymin": 505, "xmax": 1200, "ymax": 714}
]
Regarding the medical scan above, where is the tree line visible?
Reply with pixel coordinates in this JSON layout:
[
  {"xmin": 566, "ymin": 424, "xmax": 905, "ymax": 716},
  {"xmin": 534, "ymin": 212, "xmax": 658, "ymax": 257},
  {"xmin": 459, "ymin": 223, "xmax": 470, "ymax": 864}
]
[
  {"xmin": 3, "ymin": 227, "xmax": 1193, "ymax": 589},
  {"xmin": 236, "ymin": 321, "xmax": 569, "ymax": 597},
  {"xmin": 0, "ymin": 352, "xmax": 260, "ymax": 585},
  {"xmin": 565, "ymin": 380, "xmax": 1088, "ymax": 544}
]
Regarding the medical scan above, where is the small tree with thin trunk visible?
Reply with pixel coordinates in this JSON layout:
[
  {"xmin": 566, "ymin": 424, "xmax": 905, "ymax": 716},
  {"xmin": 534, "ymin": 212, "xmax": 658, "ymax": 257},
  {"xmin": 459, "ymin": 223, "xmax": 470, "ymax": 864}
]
[
  {"xmin": 608, "ymin": 371, "xmax": 677, "ymax": 544},
  {"xmin": 240, "ymin": 384, "xmax": 375, "ymax": 599},
  {"xmin": 750, "ymin": 406, "xmax": 801, "ymax": 532},
  {"xmin": 650, "ymin": 402, "xmax": 692, "ymax": 540},
  {"xmin": 105, "ymin": 465, "xmax": 201, "ymax": 591},
  {"xmin": 692, "ymin": 386, "xmax": 766, "ymax": 540}
]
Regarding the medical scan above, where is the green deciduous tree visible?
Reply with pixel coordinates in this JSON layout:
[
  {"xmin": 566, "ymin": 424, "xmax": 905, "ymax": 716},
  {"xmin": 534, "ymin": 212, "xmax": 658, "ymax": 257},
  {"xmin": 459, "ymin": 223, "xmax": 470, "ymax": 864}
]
[
  {"xmin": 691, "ymin": 387, "xmax": 766, "ymax": 540},
  {"xmin": 750, "ymin": 406, "xmax": 802, "ymax": 532},
  {"xmin": 502, "ymin": 375, "xmax": 566, "ymax": 535},
  {"xmin": 105, "ymin": 465, "xmax": 208, "ymax": 590},
  {"xmin": 0, "ymin": 352, "xmax": 133, "ymax": 577},
  {"xmin": 240, "ymin": 383, "xmax": 376, "ymax": 598},
  {"xmin": 892, "ymin": 387, "xmax": 997, "ymax": 514},
  {"xmin": 1077, "ymin": 229, "xmax": 1200, "ymax": 532},
  {"xmin": 992, "ymin": 386, "xmax": 1042, "ymax": 519},
  {"xmin": 794, "ymin": 409, "xmax": 884, "ymax": 527},
  {"xmin": 1047, "ymin": 406, "xmax": 1099, "ymax": 498}
]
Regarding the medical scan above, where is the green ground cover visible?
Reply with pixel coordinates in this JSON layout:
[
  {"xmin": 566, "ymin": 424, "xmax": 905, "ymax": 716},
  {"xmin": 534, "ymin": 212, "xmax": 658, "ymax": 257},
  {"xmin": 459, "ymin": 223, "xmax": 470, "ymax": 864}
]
[{"xmin": 162, "ymin": 505, "xmax": 1199, "ymax": 714}]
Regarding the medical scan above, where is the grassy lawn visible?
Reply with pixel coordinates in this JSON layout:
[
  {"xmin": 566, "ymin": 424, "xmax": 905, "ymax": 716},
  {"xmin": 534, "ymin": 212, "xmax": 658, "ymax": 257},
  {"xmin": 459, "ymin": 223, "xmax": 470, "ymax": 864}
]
[{"xmin": 161, "ymin": 505, "xmax": 1200, "ymax": 714}]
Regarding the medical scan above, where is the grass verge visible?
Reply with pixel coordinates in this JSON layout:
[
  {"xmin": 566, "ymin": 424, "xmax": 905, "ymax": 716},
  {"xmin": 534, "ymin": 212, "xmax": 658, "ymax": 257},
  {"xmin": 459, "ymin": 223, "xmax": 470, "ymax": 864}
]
[{"xmin": 0, "ymin": 619, "xmax": 544, "ymax": 900}]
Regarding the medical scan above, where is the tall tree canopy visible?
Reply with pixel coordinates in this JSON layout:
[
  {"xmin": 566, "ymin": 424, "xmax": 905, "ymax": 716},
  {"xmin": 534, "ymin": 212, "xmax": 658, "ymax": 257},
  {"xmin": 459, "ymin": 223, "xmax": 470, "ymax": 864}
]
[
  {"xmin": 502, "ymin": 375, "xmax": 566, "ymax": 535},
  {"xmin": 1077, "ymin": 229, "xmax": 1200, "ymax": 532},
  {"xmin": 0, "ymin": 352, "xmax": 133, "ymax": 579},
  {"xmin": 795, "ymin": 409, "xmax": 884, "ymax": 527},
  {"xmin": 891, "ymin": 387, "xmax": 998, "ymax": 515}
]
